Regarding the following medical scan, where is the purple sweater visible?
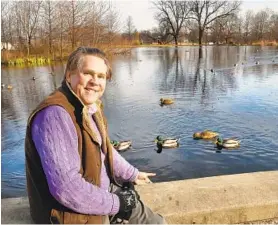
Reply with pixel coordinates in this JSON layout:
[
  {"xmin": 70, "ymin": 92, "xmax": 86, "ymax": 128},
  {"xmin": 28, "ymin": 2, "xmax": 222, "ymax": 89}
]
[{"xmin": 31, "ymin": 105, "xmax": 138, "ymax": 215}]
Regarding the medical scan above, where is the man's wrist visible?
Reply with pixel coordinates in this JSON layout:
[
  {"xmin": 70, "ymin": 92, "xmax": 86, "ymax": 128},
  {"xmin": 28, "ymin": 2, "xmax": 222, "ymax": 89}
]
[
  {"xmin": 110, "ymin": 193, "xmax": 120, "ymax": 215},
  {"xmin": 129, "ymin": 168, "xmax": 139, "ymax": 182}
]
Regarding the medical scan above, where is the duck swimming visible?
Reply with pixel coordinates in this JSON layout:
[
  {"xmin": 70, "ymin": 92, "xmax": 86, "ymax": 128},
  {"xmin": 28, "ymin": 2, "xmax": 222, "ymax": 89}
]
[
  {"xmin": 193, "ymin": 130, "xmax": 219, "ymax": 140},
  {"xmin": 215, "ymin": 137, "xmax": 241, "ymax": 149},
  {"xmin": 111, "ymin": 140, "xmax": 132, "ymax": 151},
  {"xmin": 160, "ymin": 98, "xmax": 174, "ymax": 105},
  {"xmin": 155, "ymin": 136, "xmax": 179, "ymax": 148}
]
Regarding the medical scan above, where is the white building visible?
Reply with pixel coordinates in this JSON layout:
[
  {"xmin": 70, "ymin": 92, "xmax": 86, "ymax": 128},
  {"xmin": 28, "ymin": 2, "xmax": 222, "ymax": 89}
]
[{"xmin": 1, "ymin": 42, "xmax": 15, "ymax": 50}]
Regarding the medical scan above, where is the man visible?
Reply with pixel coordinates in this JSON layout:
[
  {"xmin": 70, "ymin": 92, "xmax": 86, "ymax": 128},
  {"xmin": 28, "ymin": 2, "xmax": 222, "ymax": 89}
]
[{"xmin": 25, "ymin": 47, "xmax": 166, "ymax": 224}]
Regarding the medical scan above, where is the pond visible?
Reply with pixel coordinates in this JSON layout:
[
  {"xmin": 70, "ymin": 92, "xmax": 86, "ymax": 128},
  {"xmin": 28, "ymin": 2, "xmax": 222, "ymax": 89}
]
[{"xmin": 1, "ymin": 46, "xmax": 278, "ymax": 198}]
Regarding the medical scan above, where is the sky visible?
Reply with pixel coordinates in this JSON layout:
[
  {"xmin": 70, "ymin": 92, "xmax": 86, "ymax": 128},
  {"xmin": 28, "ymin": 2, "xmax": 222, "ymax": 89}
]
[{"xmin": 112, "ymin": 0, "xmax": 278, "ymax": 31}]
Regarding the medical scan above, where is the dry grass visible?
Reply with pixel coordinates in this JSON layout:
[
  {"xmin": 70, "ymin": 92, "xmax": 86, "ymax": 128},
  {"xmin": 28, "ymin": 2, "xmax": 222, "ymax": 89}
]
[{"xmin": 251, "ymin": 40, "xmax": 277, "ymax": 46}]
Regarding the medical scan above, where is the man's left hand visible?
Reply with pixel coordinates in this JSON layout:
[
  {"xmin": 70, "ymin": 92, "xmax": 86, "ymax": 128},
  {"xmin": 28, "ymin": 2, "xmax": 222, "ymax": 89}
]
[{"xmin": 134, "ymin": 171, "xmax": 156, "ymax": 185}]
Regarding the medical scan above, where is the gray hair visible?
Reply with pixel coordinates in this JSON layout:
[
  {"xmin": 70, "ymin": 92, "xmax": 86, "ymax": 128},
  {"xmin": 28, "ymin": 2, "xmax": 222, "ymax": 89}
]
[{"xmin": 64, "ymin": 47, "xmax": 112, "ymax": 79}]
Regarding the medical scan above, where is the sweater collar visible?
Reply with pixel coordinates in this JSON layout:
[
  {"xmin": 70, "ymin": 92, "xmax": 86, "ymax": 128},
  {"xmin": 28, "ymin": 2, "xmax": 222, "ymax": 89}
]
[{"xmin": 87, "ymin": 104, "xmax": 98, "ymax": 115}]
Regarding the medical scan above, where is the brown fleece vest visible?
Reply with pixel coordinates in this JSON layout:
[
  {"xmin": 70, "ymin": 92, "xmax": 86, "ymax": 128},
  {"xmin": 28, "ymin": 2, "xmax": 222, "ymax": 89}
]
[{"xmin": 25, "ymin": 81, "xmax": 115, "ymax": 224}]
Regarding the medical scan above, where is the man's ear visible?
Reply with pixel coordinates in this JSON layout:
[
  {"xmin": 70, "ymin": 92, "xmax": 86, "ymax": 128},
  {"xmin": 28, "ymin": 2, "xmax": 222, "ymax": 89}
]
[{"xmin": 65, "ymin": 71, "xmax": 71, "ymax": 83}]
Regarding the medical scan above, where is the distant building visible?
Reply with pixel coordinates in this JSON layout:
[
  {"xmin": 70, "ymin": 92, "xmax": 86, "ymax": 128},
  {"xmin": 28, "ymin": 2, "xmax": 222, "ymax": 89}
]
[{"xmin": 1, "ymin": 42, "xmax": 15, "ymax": 50}]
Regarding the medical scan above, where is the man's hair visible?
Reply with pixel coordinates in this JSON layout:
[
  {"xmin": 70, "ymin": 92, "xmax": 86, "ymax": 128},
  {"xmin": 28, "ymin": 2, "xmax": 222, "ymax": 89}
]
[{"xmin": 64, "ymin": 46, "xmax": 112, "ymax": 79}]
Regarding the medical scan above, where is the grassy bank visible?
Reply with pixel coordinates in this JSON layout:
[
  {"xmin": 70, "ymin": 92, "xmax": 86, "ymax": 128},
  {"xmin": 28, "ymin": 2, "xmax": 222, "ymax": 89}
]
[
  {"xmin": 2, "ymin": 42, "xmax": 277, "ymax": 68},
  {"xmin": 1, "ymin": 56, "xmax": 52, "ymax": 67}
]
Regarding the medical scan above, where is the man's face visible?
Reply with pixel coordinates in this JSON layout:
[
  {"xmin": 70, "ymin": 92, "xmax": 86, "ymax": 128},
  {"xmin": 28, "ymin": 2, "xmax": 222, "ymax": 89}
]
[{"xmin": 66, "ymin": 55, "xmax": 107, "ymax": 105}]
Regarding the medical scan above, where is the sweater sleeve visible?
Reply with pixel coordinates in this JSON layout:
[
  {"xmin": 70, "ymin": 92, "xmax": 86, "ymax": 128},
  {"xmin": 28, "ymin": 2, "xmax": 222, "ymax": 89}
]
[
  {"xmin": 112, "ymin": 147, "xmax": 139, "ymax": 182},
  {"xmin": 31, "ymin": 105, "xmax": 120, "ymax": 215}
]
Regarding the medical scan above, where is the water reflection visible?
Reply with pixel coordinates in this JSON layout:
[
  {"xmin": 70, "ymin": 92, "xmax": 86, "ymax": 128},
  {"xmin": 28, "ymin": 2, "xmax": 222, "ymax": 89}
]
[{"xmin": 2, "ymin": 46, "xmax": 278, "ymax": 198}]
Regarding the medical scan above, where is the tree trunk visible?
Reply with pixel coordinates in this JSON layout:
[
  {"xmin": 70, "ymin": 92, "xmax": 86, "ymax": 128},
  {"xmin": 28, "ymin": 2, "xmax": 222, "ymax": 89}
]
[
  {"xmin": 27, "ymin": 37, "xmax": 31, "ymax": 56},
  {"xmin": 174, "ymin": 36, "xmax": 178, "ymax": 46},
  {"xmin": 198, "ymin": 46, "xmax": 203, "ymax": 58},
  {"xmin": 60, "ymin": 32, "xmax": 63, "ymax": 60},
  {"xmin": 199, "ymin": 28, "xmax": 203, "ymax": 46},
  {"xmin": 49, "ymin": 22, "xmax": 53, "ymax": 58}
]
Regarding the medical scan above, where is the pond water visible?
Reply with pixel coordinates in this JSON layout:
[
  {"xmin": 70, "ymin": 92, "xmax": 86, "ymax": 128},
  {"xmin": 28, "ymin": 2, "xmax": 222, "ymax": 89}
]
[{"xmin": 1, "ymin": 46, "xmax": 278, "ymax": 198}]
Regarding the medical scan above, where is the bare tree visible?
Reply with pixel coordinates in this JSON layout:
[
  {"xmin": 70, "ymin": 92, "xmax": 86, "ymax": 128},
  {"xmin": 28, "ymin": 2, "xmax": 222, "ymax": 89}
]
[
  {"xmin": 187, "ymin": 26, "xmax": 199, "ymax": 44},
  {"xmin": 210, "ymin": 18, "xmax": 223, "ymax": 44},
  {"xmin": 188, "ymin": 1, "xmax": 241, "ymax": 46},
  {"xmin": 85, "ymin": 2, "xmax": 110, "ymax": 46},
  {"xmin": 125, "ymin": 15, "xmax": 135, "ymax": 41},
  {"xmin": 251, "ymin": 9, "xmax": 272, "ymax": 41},
  {"xmin": 103, "ymin": 2, "xmax": 121, "ymax": 47},
  {"xmin": 64, "ymin": 0, "xmax": 95, "ymax": 50},
  {"xmin": 269, "ymin": 13, "xmax": 278, "ymax": 41},
  {"xmin": 214, "ymin": 14, "xmax": 240, "ymax": 44},
  {"xmin": 56, "ymin": 2, "xmax": 68, "ymax": 59},
  {"xmin": 153, "ymin": 0, "xmax": 191, "ymax": 46},
  {"xmin": 14, "ymin": 1, "xmax": 43, "ymax": 56},
  {"xmin": 155, "ymin": 21, "xmax": 173, "ymax": 43},
  {"xmin": 233, "ymin": 15, "xmax": 242, "ymax": 44},
  {"xmin": 242, "ymin": 10, "xmax": 253, "ymax": 44},
  {"xmin": 41, "ymin": 0, "xmax": 58, "ymax": 57},
  {"xmin": 1, "ymin": 1, "xmax": 9, "ymax": 46}
]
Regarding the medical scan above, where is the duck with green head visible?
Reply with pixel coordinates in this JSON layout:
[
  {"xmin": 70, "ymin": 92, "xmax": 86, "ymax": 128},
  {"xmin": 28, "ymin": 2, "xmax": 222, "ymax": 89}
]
[
  {"xmin": 111, "ymin": 140, "xmax": 132, "ymax": 151},
  {"xmin": 215, "ymin": 137, "xmax": 241, "ymax": 149},
  {"xmin": 155, "ymin": 135, "xmax": 179, "ymax": 148}
]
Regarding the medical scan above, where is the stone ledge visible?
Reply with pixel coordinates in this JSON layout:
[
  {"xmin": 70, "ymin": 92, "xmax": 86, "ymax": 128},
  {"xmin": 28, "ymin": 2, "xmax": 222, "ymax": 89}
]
[{"xmin": 2, "ymin": 171, "xmax": 278, "ymax": 224}]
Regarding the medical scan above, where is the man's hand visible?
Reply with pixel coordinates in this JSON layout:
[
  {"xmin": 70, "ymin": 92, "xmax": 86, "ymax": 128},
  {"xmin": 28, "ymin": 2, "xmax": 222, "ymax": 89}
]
[
  {"xmin": 134, "ymin": 171, "xmax": 156, "ymax": 185},
  {"xmin": 113, "ymin": 182, "xmax": 139, "ymax": 223}
]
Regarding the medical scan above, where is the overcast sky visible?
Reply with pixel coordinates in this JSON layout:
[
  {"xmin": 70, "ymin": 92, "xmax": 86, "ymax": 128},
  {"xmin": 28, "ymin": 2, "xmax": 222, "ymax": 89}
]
[{"xmin": 112, "ymin": 0, "xmax": 278, "ymax": 31}]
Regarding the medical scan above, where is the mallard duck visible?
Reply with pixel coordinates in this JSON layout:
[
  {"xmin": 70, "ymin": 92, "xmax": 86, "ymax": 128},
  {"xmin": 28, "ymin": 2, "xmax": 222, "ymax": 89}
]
[
  {"xmin": 193, "ymin": 130, "xmax": 219, "ymax": 140},
  {"xmin": 160, "ymin": 98, "xmax": 174, "ymax": 105},
  {"xmin": 111, "ymin": 140, "xmax": 132, "ymax": 151},
  {"xmin": 215, "ymin": 137, "xmax": 241, "ymax": 149},
  {"xmin": 155, "ymin": 136, "xmax": 179, "ymax": 148}
]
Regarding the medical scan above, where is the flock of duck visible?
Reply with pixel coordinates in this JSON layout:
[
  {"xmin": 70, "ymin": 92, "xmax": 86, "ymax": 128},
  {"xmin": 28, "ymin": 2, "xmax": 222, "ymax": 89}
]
[
  {"xmin": 1, "ymin": 83, "xmax": 13, "ymax": 89},
  {"xmin": 153, "ymin": 130, "xmax": 241, "ymax": 151},
  {"xmin": 1, "ymin": 77, "xmax": 37, "ymax": 90},
  {"xmin": 209, "ymin": 56, "xmax": 277, "ymax": 74},
  {"xmin": 111, "ymin": 97, "xmax": 176, "ymax": 151},
  {"xmin": 111, "ymin": 98, "xmax": 241, "ymax": 153}
]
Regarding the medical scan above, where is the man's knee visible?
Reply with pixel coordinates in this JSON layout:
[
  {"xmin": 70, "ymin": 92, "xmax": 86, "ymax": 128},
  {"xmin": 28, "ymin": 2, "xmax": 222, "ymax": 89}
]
[{"xmin": 130, "ymin": 199, "xmax": 167, "ymax": 224}]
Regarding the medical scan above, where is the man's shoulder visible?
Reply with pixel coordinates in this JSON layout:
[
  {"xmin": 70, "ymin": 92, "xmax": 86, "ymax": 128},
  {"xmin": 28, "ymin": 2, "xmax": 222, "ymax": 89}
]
[{"xmin": 27, "ymin": 88, "xmax": 69, "ymax": 125}]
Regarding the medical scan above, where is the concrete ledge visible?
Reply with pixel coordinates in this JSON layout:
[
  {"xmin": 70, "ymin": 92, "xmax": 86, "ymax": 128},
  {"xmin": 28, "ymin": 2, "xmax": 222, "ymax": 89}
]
[
  {"xmin": 2, "ymin": 171, "xmax": 278, "ymax": 224},
  {"xmin": 136, "ymin": 171, "xmax": 278, "ymax": 224}
]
